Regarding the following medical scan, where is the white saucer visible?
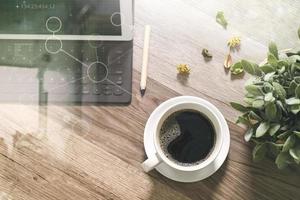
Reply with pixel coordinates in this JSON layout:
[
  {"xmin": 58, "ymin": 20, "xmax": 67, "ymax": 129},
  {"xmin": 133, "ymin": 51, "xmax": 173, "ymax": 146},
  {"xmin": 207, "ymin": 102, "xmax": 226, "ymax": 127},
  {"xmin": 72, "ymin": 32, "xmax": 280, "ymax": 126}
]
[{"xmin": 143, "ymin": 96, "xmax": 230, "ymax": 183}]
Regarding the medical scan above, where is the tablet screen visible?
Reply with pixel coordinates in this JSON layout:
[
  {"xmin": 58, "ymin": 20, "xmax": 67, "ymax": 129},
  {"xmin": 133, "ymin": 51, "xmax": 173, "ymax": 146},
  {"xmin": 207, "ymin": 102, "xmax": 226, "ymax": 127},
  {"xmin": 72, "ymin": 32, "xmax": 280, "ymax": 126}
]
[{"xmin": 0, "ymin": 0, "xmax": 122, "ymax": 36}]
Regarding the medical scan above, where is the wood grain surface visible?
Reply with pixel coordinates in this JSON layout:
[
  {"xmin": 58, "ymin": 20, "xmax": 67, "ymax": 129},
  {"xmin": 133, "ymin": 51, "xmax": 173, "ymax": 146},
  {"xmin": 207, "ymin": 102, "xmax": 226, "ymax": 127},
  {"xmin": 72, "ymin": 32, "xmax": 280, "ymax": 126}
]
[{"xmin": 1, "ymin": 0, "xmax": 300, "ymax": 199}]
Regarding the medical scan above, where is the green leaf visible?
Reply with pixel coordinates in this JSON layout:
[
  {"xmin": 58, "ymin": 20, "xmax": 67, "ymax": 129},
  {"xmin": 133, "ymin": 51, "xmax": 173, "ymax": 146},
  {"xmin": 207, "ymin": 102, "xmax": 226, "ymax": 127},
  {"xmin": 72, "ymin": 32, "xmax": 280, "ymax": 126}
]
[
  {"xmin": 230, "ymin": 102, "xmax": 248, "ymax": 112},
  {"xmin": 272, "ymin": 82, "xmax": 286, "ymax": 100},
  {"xmin": 248, "ymin": 111, "xmax": 262, "ymax": 121},
  {"xmin": 246, "ymin": 93, "xmax": 255, "ymax": 98},
  {"xmin": 269, "ymin": 42, "xmax": 279, "ymax": 59},
  {"xmin": 294, "ymin": 131, "xmax": 300, "ymax": 138},
  {"xmin": 260, "ymin": 64, "xmax": 275, "ymax": 74},
  {"xmin": 244, "ymin": 97, "xmax": 255, "ymax": 105},
  {"xmin": 265, "ymin": 103, "xmax": 277, "ymax": 120},
  {"xmin": 252, "ymin": 99, "xmax": 265, "ymax": 109},
  {"xmin": 264, "ymin": 92, "xmax": 275, "ymax": 102},
  {"xmin": 268, "ymin": 142, "xmax": 283, "ymax": 157},
  {"xmin": 244, "ymin": 128, "xmax": 254, "ymax": 142},
  {"xmin": 298, "ymin": 26, "xmax": 300, "ymax": 40},
  {"xmin": 285, "ymin": 55, "xmax": 300, "ymax": 64},
  {"xmin": 288, "ymin": 81, "xmax": 297, "ymax": 96},
  {"xmin": 216, "ymin": 11, "xmax": 228, "ymax": 29},
  {"xmin": 241, "ymin": 60, "xmax": 261, "ymax": 76},
  {"xmin": 268, "ymin": 53, "xmax": 278, "ymax": 67},
  {"xmin": 245, "ymin": 85, "xmax": 263, "ymax": 96},
  {"xmin": 256, "ymin": 122, "xmax": 270, "ymax": 137},
  {"xmin": 295, "ymin": 76, "xmax": 300, "ymax": 84},
  {"xmin": 236, "ymin": 116, "xmax": 250, "ymax": 126},
  {"xmin": 280, "ymin": 125, "xmax": 288, "ymax": 131},
  {"xmin": 241, "ymin": 60, "xmax": 255, "ymax": 75},
  {"xmin": 278, "ymin": 66, "xmax": 286, "ymax": 74},
  {"xmin": 253, "ymin": 143, "xmax": 268, "ymax": 162},
  {"xmin": 289, "ymin": 145, "xmax": 300, "ymax": 162},
  {"xmin": 282, "ymin": 135, "xmax": 296, "ymax": 152},
  {"xmin": 277, "ymin": 60, "xmax": 289, "ymax": 68},
  {"xmin": 291, "ymin": 63, "xmax": 297, "ymax": 75},
  {"xmin": 291, "ymin": 62, "xmax": 300, "ymax": 75},
  {"xmin": 263, "ymin": 82, "xmax": 274, "ymax": 93},
  {"xmin": 264, "ymin": 72, "xmax": 276, "ymax": 82},
  {"xmin": 230, "ymin": 62, "xmax": 244, "ymax": 75},
  {"xmin": 275, "ymin": 152, "xmax": 290, "ymax": 169},
  {"xmin": 291, "ymin": 104, "xmax": 300, "ymax": 114},
  {"xmin": 286, "ymin": 46, "xmax": 300, "ymax": 56},
  {"xmin": 285, "ymin": 97, "xmax": 300, "ymax": 105},
  {"xmin": 277, "ymin": 131, "xmax": 290, "ymax": 140},
  {"xmin": 275, "ymin": 103, "xmax": 283, "ymax": 121},
  {"xmin": 295, "ymin": 85, "xmax": 300, "ymax": 98},
  {"xmin": 245, "ymin": 77, "xmax": 256, "ymax": 86},
  {"xmin": 276, "ymin": 100, "xmax": 287, "ymax": 114},
  {"xmin": 265, "ymin": 102, "xmax": 277, "ymax": 120},
  {"xmin": 269, "ymin": 124, "xmax": 281, "ymax": 136},
  {"xmin": 293, "ymin": 62, "xmax": 300, "ymax": 69}
]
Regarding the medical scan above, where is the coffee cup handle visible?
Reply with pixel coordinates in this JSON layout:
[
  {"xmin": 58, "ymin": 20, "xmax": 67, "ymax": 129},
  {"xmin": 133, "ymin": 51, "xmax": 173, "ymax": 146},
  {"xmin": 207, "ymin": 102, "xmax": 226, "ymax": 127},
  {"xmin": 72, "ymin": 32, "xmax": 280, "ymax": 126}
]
[{"xmin": 142, "ymin": 153, "xmax": 161, "ymax": 172}]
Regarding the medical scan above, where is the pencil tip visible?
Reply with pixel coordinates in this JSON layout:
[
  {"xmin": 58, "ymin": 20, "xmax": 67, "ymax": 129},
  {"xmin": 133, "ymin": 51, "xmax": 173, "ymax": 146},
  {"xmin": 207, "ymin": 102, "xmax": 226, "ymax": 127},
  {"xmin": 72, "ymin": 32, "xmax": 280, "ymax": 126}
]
[{"xmin": 140, "ymin": 89, "xmax": 146, "ymax": 97}]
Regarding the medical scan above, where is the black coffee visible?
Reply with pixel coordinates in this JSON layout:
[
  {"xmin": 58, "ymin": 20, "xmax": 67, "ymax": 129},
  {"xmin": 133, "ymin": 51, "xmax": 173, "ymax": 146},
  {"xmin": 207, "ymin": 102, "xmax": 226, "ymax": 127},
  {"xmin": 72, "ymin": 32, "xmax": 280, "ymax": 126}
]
[{"xmin": 159, "ymin": 110, "xmax": 215, "ymax": 166}]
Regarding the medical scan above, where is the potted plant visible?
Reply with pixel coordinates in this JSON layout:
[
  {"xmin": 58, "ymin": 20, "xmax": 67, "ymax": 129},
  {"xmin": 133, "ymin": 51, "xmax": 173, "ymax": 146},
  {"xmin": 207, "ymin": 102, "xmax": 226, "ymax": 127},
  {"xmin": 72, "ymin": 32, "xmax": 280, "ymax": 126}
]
[{"xmin": 231, "ymin": 27, "xmax": 300, "ymax": 169}]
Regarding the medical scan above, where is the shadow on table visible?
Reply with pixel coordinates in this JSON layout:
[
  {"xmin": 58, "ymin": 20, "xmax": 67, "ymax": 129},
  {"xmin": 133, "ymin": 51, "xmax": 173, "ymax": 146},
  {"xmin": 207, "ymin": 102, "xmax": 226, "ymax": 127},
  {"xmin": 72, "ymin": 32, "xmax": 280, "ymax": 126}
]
[
  {"xmin": 145, "ymin": 158, "xmax": 229, "ymax": 200},
  {"xmin": 243, "ymin": 151, "xmax": 300, "ymax": 200},
  {"xmin": 144, "ymin": 149, "xmax": 300, "ymax": 200}
]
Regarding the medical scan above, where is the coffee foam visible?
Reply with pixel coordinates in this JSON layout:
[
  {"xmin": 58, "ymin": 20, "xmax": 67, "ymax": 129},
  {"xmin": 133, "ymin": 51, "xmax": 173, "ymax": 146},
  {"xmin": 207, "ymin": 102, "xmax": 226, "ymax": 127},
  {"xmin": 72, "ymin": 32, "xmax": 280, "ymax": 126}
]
[{"xmin": 159, "ymin": 114, "xmax": 203, "ymax": 167}]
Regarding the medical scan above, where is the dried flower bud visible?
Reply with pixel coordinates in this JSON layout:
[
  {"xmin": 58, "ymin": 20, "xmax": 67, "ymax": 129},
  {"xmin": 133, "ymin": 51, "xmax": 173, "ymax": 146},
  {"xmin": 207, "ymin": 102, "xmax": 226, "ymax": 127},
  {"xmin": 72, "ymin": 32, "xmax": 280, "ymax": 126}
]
[
  {"xmin": 202, "ymin": 48, "xmax": 213, "ymax": 59},
  {"xmin": 177, "ymin": 64, "xmax": 191, "ymax": 74},
  {"xmin": 224, "ymin": 53, "xmax": 232, "ymax": 69}
]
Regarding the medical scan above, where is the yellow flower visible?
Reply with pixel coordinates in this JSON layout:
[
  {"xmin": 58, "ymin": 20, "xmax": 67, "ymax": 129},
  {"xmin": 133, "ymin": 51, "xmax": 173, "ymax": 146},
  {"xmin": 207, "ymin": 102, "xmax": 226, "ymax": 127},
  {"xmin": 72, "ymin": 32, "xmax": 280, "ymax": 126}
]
[
  {"xmin": 177, "ymin": 64, "xmax": 191, "ymax": 74},
  {"xmin": 227, "ymin": 36, "xmax": 241, "ymax": 48}
]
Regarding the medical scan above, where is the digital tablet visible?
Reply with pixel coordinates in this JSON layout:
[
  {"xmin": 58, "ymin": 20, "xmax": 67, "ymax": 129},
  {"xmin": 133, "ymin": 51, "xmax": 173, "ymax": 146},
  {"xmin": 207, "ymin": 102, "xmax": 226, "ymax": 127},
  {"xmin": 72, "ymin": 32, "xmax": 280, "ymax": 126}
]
[{"xmin": 0, "ymin": 0, "xmax": 133, "ymax": 41}]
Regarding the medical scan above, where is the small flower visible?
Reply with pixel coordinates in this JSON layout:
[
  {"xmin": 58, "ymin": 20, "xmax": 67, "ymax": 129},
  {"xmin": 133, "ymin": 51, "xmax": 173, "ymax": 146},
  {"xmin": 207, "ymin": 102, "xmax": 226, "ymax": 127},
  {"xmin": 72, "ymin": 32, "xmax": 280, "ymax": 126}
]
[
  {"xmin": 227, "ymin": 36, "xmax": 241, "ymax": 48},
  {"xmin": 177, "ymin": 64, "xmax": 191, "ymax": 74}
]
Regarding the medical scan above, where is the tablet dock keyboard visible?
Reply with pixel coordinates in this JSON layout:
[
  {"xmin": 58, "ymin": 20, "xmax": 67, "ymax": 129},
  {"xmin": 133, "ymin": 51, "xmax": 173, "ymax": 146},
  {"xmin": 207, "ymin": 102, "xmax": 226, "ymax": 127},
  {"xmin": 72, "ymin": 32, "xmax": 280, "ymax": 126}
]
[{"xmin": 0, "ymin": 40, "xmax": 133, "ymax": 104}]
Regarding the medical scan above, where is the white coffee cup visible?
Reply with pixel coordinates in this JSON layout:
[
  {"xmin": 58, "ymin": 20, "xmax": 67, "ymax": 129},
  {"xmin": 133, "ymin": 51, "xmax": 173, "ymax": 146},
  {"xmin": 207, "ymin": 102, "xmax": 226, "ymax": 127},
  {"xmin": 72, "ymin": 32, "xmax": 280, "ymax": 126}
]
[{"xmin": 142, "ymin": 96, "xmax": 229, "ymax": 180}]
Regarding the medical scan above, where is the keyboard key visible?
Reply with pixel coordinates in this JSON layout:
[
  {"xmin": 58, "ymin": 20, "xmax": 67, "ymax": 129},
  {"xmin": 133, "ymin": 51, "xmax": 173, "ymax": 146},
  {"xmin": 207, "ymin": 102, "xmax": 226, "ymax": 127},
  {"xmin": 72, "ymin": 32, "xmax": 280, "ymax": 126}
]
[
  {"xmin": 103, "ymin": 89, "xmax": 112, "ymax": 96},
  {"xmin": 113, "ymin": 87, "xmax": 124, "ymax": 96},
  {"xmin": 109, "ymin": 75, "xmax": 123, "ymax": 85},
  {"xmin": 81, "ymin": 76, "xmax": 90, "ymax": 84},
  {"xmin": 99, "ymin": 80, "xmax": 111, "ymax": 85},
  {"xmin": 108, "ymin": 47, "xmax": 125, "ymax": 64},
  {"xmin": 101, "ymin": 85, "xmax": 112, "ymax": 95},
  {"xmin": 82, "ymin": 84, "xmax": 90, "ymax": 94},
  {"xmin": 102, "ymin": 85, "xmax": 111, "ymax": 90},
  {"xmin": 111, "ymin": 69, "xmax": 123, "ymax": 75},
  {"xmin": 116, "ymin": 59, "xmax": 122, "ymax": 65},
  {"xmin": 116, "ymin": 49, "xmax": 124, "ymax": 54},
  {"xmin": 93, "ymin": 85, "xmax": 101, "ymax": 95},
  {"xmin": 116, "ymin": 81, "xmax": 123, "ymax": 85}
]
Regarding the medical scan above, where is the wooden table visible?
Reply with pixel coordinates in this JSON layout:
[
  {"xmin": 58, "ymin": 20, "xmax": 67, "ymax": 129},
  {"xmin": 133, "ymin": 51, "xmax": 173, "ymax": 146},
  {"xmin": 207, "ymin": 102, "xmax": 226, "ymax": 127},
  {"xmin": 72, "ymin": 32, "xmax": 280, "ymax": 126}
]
[{"xmin": 0, "ymin": 0, "xmax": 300, "ymax": 199}]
